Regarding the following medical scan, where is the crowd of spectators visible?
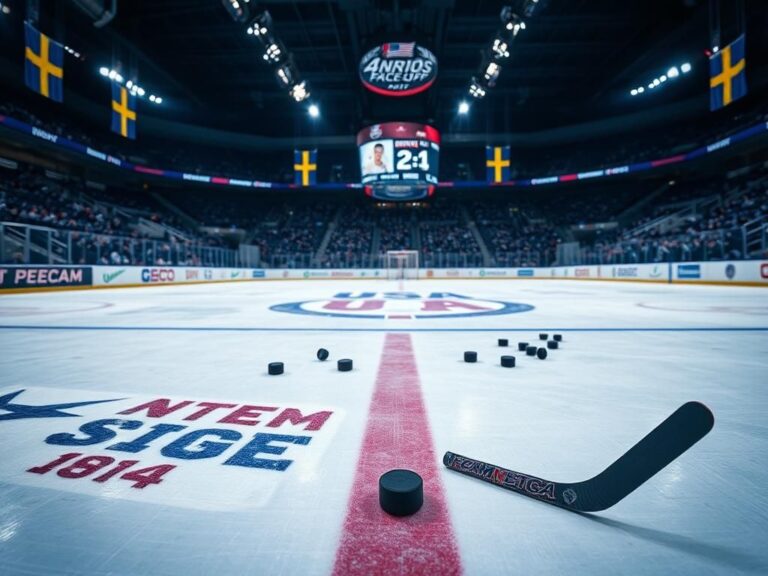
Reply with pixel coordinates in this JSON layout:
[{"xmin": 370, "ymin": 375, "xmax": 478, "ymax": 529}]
[{"xmin": 321, "ymin": 204, "xmax": 375, "ymax": 268}]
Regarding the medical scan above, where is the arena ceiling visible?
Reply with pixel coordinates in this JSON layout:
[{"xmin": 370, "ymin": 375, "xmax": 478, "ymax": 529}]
[{"xmin": 3, "ymin": 0, "xmax": 767, "ymax": 138}]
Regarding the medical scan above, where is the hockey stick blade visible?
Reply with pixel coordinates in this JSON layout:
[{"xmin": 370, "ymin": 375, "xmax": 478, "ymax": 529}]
[{"xmin": 444, "ymin": 401, "xmax": 714, "ymax": 512}]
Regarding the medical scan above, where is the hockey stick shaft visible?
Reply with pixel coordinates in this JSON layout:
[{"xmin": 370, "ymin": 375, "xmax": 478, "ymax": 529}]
[{"xmin": 444, "ymin": 401, "xmax": 714, "ymax": 512}]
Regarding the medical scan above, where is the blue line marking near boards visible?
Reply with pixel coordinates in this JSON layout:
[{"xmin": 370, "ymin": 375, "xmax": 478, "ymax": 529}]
[{"xmin": 1, "ymin": 325, "xmax": 768, "ymax": 333}]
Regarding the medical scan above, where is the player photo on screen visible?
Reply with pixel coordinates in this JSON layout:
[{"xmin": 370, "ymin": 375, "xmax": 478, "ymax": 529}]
[{"xmin": 360, "ymin": 140, "xmax": 394, "ymax": 175}]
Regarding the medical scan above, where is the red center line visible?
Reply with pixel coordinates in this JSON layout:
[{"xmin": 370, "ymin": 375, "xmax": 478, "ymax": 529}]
[{"xmin": 332, "ymin": 333, "xmax": 462, "ymax": 575}]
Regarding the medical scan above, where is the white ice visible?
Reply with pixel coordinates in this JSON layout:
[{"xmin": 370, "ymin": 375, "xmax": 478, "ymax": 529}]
[{"xmin": 0, "ymin": 279, "xmax": 766, "ymax": 575}]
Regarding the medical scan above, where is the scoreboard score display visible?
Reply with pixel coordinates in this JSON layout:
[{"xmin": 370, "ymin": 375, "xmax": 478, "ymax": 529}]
[{"xmin": 357, "ymin": 122, "xmax": 440, "ymax": 201}]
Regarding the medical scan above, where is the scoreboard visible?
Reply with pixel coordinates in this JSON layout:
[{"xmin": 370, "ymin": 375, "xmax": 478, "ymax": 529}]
[{"xmin": 357, "ymin": 122, "xmax": 440, "ymax": 200}]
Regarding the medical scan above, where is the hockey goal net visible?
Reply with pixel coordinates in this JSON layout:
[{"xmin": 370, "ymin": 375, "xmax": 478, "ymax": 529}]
[{"xmin": 385, "ymin": 250, "xmax": 419, "ymax": 280}]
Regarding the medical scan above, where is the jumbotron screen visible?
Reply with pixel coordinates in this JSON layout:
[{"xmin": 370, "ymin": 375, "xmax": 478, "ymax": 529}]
[{"xmin": 357, "ymin": 122, "xmax": 440, "ymax": 200}]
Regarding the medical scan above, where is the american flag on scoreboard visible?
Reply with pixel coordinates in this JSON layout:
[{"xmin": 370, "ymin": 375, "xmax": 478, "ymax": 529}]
[{"xmin": 382, "ymin": 42, "xmax": 415, "ymax": 58}]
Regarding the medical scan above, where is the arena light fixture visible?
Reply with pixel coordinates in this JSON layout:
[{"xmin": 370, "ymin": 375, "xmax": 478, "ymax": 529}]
[
  {"xmin": 290, "ymin": 81, "xmax": 310, "ymax": 102},
  {"xmin": 99, "ymin": 67, "xmax": 109, "ymax": 76},
  {"xmin": 263, "ymin": 43, "xmax": 282, "ymax": 63},
  {"xmin": 484, "ymin": 62, "xmax": 501, "ymax": 82},
  {"xmin": 469, "ymin": 79, "xmax": 486, "ymax": 99},
  {"xmin": 248, "ymin": 12, "xmax": 271, "ymax": 37},
  {"xmin": 308, "ymin": 104, "xmax": 319, "ymax": 118},
  {"xmin": 491, "ymin": 38, "xmax": 510, "ymax": 59},
  {"xmin": 221, "ymin": 0, "xmax": 249, "ymax": 23},
  {"xmin": 458, "ymin": 101, "xmax": 470, "ymax": 114},
  {"xmin": 1, "ymin": 3, "xmax": 11, "ymax": 15},
  {"xmin": 630, "ymin": 61, "xmax": 693, "ymax": 96}
]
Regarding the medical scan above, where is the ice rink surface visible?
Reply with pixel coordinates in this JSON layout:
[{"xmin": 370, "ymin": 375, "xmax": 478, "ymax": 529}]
[{"xmin": 1, "ymin": 279, "xmax": 767, "ymax": 575}]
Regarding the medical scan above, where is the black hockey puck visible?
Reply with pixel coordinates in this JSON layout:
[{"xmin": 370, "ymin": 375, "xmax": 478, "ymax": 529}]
[
  {"xmin": 268, "ymin": 362, "xmax": 284, "ymax": 375},
  {"xmin": 518, "ymin": 342, "xmax": 529, "ymax": 352},
  {"xmin": 317, "ymin": 348, "xmax": 329, "ymax": 361},
  {"xmin": 537, "ymin": 348, "xmax": 548, "ymax": 360},
  {"xmin": 526, "ymin": 346, "xmax": 537, "ymax": 356},
  {"xmin": 464, "ymin": 351, "xmax": 477, "ymax": 363},
  {"xmin": 379, "ymin": 469, "xmax": 423, "ymax": 516},
  {"xmin": 553, "ymin": 334, "xmax": 563, "ymax": 342},
  {"xmin": 338, "ymin": 358, "xmax": 353, "ymax": 372},
  {"xmin": 501, "ymin": 355, "xmax": 516, "ymax": 368},
  {"xmin": 539, "ymin": 333, "xmax": 548, "ymax": 341},
  {"xmin": 498, "ymin": 338, "xmax": 508, "ymax": 347},
  {"xmin": 547, "ymin": 340, "xmax": 559, "ymax": 350}
]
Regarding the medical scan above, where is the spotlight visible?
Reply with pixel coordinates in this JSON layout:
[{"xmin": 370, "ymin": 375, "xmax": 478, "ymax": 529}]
[
  {"xmin": 458, "ymin": 101, "xmax": 470, "ymax": 114},
  {"xmin": 659, "ymin": 75, "xmax": 667, "ymax": 82},
  {"xmin": 637, "ymin": 86, "xmax": 644, "ymax": 93},
  {"xmin": 492, "ymin": 38, "xmax": 510, "ymax": 59},
  {"xmin": 484, "ymin": 62, "xmax": 500, "ymax": 82},
  {"xmin": 681, "ymin": 62, "xmax": 691, "ymax": 73},
  {"xmin": 648, "ymin": 83, "xmax": 654, "ymax": 89},
  {"xmin": 264, "ymin": 43, "xmax": 282, "ymax": 63},
  {"xmin": 108, "ymin": 70, "xmax": 117, "ymax": 80},
  {"xmin": 290, "ymin": 81, "xmax": 310, "ymax": 102},
  {"xmin": 137, "ymin": 87, "xmax": 145, "ymax": 96},
  {"xmin": 276, "ymin": 64, "xmax": 294, "ymax": 85},
  {"xmin": 126, "ymin": 80, "xmax": 133, "ymax": 88},
  {"xmin": 308, "ymin": 104, "xmax": 319, "ymax": 118},
  {"xmin": 630, "ymin": 89, "xmax": 637, "ymax": 96},
  {"xmin": 149, "ymin": 94, "xmax": 156, "ymax": 102},
  {"xmin": 1, "ymin": 4, "xmax": 11, "ymax": 15},
  {"xmin": 221, "ymin": 0, "xmax": 249, "ymax": 23},
  {"xmin": 469, "ymin": 79, "xmax": 486, "ymax": 98},
  {"xmin": 249, "ymin": 12, "xmax": 271, "ymax": 37},
  {"xmin": 712, "ymin": 46, "xmax": 719, "ymax": 53},
  {"xmin": 155, "ymin": 97, "xmax": 163, "ymax": 104},
  {"xmin": 99, "ymin": 67, "xmax": 109, "ymax": 76},
  {"xmin": 667, "ymin": 66, "xmax": 679, "ymax": 78}
]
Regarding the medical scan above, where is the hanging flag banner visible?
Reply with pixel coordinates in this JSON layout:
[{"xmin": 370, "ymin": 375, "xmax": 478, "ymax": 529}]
[
  {"xmin": 24, "ymin": 22, "xmax": 64, "ymax": 102},
  {"xmin": 294, "ymin": 149, "xmax": 317, "ymax": 186},
  {"xmin": 486, "ymin": 146, "xmax": 511, "ymax": 183},
  {"xmin": 111, "ymin": 84, "xmax": 137, "ymax": 140},
  {"xmin": 710, "ymin": 34, "xmax": 747, "ymax": 111}
]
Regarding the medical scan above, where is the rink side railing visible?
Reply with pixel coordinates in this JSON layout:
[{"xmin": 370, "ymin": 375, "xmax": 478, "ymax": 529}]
[{"xmin": 1, "ymin": 261, "xmax": 767, "ymax": 293}]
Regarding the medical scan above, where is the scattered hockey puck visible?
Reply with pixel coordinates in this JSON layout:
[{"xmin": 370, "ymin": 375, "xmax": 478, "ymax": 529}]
[
  {"xmin": 518, "ymin": 342, "xmax": 529, "ymax": 352},
  {"xmin": 498, "ymin": 338, "xmax": 508, "ymax": 347},
  {"xmin": 337, "ymin": 358, "xmax": 353, "ymax": 372},
  {"xmin": 553, "ymin": 334, "xmax": 563, "ymax": 342},
  {"xmin": 317, "ymin": 348, "xmax": 329, "ymax": 361},
  {"xmin": 464, "ymin": 351, "xmax": 477, "ymax": 363},
  {"xmin": 547, "ymin": 340, "xmax": 559, "ymax": 350},
  {"xmin": 501, "ymin": 355, "xmax": 516, "ymax": 368},
  {"xmin": 537, "ymin": 348, "xmax": 548, "ymax": 360},
  {"xmin": 268, "ymin": 362, "xmax": 284, "ymax": 375},
  {"xmin": 526, "ymin": 346, "xmax": 537, "ymax": 356},
  {"xmin": 379, "ymin": 469, "xmax": 423, "ymax": 517},
  {"xmin": 539, "ymin": 333, "xmax": 548, "ymax": 341}
]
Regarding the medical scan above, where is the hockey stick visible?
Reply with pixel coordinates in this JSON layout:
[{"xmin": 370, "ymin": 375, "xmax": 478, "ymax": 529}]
[{"xmin": 443, "ymin": 401, "xmax": 714, "ymax": 512}]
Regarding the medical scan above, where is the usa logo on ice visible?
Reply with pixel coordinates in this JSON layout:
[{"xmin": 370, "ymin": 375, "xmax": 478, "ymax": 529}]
[
  {"xmin": 270, "ymin": 291, "xmax": 534, "ymax": 319},
  {"xmin": 0, "ymin": 387, "xmax": 342, "ymax": 510}
]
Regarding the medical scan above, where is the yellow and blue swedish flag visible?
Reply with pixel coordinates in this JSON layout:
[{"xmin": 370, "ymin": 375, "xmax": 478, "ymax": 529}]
[
  {"xmin": 486, "ymin": 146, "xmax": 511, "ymax": 183},
  {"xmin": 294, "ymin": 149, "xmax": 317, "ymax": 186},
  {"xmin": 111, "ymin": 84, "xmax": 137, "ymax": 139},
  {"xmin": 24, "ymin": 22, "xmax": 64, "ymax": 102},
  {"xmin": 710, "ymin": 34, "xmax": 747, "ymax": 111}
]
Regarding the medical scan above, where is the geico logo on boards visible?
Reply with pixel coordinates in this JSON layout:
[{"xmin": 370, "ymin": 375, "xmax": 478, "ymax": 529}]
[
  {"xmin": 271, "ymin": 291, "xmax": 534, "ymax": 320},
  {"xmin": 141, "ymin": 268, "xmax": 175, "ymax": 283}
]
